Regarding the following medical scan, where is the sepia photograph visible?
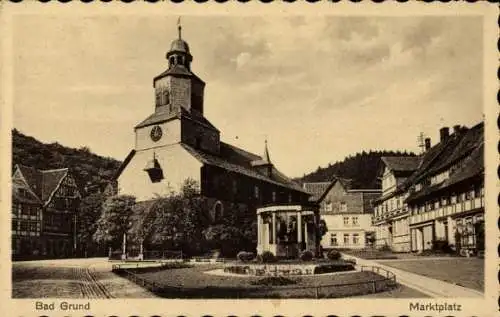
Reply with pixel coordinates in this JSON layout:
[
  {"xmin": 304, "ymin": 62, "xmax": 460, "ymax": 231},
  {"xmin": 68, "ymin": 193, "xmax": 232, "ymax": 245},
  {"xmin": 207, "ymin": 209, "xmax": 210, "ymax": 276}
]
[{"xmin": 2, "ymin": 2, "xmax": 497, "ymax": 316}]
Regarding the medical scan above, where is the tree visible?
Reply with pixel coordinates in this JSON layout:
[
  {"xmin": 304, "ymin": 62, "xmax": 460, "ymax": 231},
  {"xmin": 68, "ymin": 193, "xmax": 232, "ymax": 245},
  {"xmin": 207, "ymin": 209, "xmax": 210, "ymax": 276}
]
[
  {"xmin": 143, "ymin": 179, "xmax": 210, "ymax": 256},
  {"xmin": 93, "ymin": 195, "xmax": 136, "ymax": 250},
  {"xmin": 79, "ymin": 192, "xmax": 106, "ymax": 256}
]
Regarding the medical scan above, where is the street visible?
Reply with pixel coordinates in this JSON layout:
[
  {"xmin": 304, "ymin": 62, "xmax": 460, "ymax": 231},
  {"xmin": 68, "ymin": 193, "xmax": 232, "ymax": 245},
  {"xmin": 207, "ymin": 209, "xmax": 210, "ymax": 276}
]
[{"xmin": 12, "ymin": 258, "xmax": 155, "ymax": 298}]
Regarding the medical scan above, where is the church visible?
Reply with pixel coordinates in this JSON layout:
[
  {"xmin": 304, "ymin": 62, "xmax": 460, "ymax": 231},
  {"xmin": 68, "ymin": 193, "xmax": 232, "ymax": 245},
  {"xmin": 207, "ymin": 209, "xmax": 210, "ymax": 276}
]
[{"xmin": 114, "ymin": 24, "xmax": 310, "ymax": 218}]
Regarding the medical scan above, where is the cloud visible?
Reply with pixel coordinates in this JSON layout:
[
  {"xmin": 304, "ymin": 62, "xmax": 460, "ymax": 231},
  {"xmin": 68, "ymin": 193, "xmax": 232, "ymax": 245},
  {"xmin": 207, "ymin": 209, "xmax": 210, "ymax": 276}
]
[{"xmin": 12, "ymin": 15, "xmax": 484, "ymax": 177}]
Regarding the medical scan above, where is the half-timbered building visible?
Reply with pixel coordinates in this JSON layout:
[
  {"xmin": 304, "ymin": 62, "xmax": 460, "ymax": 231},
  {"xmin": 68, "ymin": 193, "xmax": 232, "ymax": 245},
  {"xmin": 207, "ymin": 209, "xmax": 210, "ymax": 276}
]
[{"xmin": 12, "ymin": 165, "xmax": 81, "ymax": 259}]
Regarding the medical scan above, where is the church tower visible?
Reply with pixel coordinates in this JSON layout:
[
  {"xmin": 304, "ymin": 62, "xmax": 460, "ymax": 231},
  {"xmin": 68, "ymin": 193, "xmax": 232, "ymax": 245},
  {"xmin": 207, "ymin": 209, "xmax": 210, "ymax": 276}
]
[{"xmin": 134, "ymin": 22, "xmax": 220, "ymax": 155}]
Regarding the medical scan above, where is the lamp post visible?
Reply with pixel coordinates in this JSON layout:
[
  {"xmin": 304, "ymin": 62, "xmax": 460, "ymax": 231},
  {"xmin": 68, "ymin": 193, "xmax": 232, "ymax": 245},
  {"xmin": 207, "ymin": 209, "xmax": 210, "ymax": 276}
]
[{"xmin": 121, "ymin": 232, "xmax": 127, "ymax": 260}]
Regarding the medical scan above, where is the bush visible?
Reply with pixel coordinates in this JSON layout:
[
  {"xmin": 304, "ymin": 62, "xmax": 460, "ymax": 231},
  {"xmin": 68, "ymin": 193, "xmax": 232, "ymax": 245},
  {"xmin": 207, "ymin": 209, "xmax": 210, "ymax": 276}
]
[
  {"xmin": 257, "ymin": 251, "xmax": 277, "ymax": 263},
  {"xmin": 378, "ymin": 244, "xmax": 392, "ymax": 252},
  {"xmin": 250, "ymin": 276, "xmax": 297, "ymax": 286},
  {"xmin": 327, "ymin": 250, "xmax": 341, "ymax": 260},
  {"xmin": 432, "ymin": 240, "xmax": 453, "ymax": 253},
  {"xmin": 313, "ymin": 262, "xmax": 355, "ymax": 274},
  {"xmin": 299, "ymin": 250, "xmax": 313, "ymax": 262},
  {"xmin": 236, "ymin": 251, "xmax": 255, "ymax": 262},
  {"xmin": 224, "ymin": 265, "xmax": 250, "ymax": 275}
]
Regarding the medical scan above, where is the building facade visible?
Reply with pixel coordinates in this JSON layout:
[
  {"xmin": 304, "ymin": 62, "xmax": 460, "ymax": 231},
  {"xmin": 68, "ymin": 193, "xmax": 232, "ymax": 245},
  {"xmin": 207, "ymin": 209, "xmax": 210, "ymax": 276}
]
[
  {"xmin": 373, "ymin": 123, "xmax": 484, "ymax": 255},
  {"xmin": 373, "ymin": 156, "xmax": 420, "ymax": 252},
  {"xmin": 12, "ymin": 165, "xmax": 81, "ymax": 259},
  {"xmin": 304, "ymin": 178, "xmax": 380, "ymax": 250},
  {"xmin": 115, "ymin": 25, "xmax": 309, "ymax": 223}
]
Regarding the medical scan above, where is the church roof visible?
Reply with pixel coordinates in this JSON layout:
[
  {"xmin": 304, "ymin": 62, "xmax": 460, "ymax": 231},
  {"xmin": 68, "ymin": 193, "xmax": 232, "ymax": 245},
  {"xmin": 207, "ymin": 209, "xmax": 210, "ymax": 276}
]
[
  {"xmin": 181, "ymin": 142, "xmax": 308, "ymax": 194},
  {"xmin": 135, "ymin": 107, "xmax": 218, "ymax": 131},
  {"xmin": 170, "ymin": 38, "xmax": 190, "ymax": 54},
  {"xmin": 153, "ymin": 65, "xmax": 205, "ymax": 84}
]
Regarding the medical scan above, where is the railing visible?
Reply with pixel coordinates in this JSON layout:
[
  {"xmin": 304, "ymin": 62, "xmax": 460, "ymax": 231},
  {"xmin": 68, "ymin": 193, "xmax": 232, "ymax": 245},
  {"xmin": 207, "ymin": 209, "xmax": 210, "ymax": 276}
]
[
  {"xmin": 112, "ymin": 264, "xmax": 397, "ymax": 299},
  {"xmin": 143, "ymin": 250, "xmax": 183, "ymax": 260}
]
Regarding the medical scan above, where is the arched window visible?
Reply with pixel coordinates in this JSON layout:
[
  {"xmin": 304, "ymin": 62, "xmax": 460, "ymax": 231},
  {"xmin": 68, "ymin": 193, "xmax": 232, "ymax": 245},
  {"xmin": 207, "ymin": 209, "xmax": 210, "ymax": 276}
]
[
  {"xmin": 169, "ymin": 57, "xmax": 175, "ymax": 66},
  {"xmin": 212, "ymin": 201, "xmax": 224, "ymax": 222},
  {"xmin": 155, "ymin": 92, "xmax": 161, "ymax": 106},
  {"xmin": 163, "ymin": 90, "xmax": 170, "ymax": 106}
]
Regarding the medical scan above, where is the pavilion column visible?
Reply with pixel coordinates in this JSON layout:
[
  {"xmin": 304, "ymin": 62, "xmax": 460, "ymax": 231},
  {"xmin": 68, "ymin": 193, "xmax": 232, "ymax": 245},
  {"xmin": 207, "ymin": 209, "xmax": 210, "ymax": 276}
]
[
  {"xmin": 272, "ymin": 212, "xmax": 277, "ymax": 245},
  {"xmin": 304, "ymin": 219, "xmax": 308, "ymax": 250},
  {"xmin": 297, "ymin": 211, "xmax": 302, "ymax": 249},
  {"xmin": 257, "ymin": 214, "xmax": 262, "ymax": 246}
]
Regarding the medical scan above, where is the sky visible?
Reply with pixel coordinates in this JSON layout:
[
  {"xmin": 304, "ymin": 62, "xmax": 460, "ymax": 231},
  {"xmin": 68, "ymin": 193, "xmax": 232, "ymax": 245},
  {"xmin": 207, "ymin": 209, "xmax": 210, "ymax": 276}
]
[{"xmin": 12, "ymin": 15, "xmax": 483, "ymax": 178}]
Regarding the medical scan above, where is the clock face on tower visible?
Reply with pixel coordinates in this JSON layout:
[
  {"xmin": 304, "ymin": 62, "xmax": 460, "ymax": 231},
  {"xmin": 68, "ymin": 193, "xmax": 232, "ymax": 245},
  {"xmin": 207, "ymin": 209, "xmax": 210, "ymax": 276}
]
[{"xmin": 150, "ymin": 125, "xmax": 163, "ymax": 142}]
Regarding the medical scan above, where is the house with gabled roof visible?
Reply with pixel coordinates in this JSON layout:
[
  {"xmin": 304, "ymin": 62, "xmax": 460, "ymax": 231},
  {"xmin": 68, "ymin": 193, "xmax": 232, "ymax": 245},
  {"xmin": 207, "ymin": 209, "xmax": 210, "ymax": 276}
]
[
  {"xmin": 405, "ymin": 123, "xmax": 484, "ymax": 255},
  {"xmin": 12, "ymin": 164, "xmax": 81, "ymax": 259},
  {"xmin": 373, "ymin": 123, "xmax": 484, "ymax": 255},
  {"xmin": 304, "ymin": 177, "xmax": 380, "ymax": 250},
  {"xmin": 373, "ymin": 156, "xmax": 421, "ymax": 252},
  {"xmin": 113, "ymin": 24, "xmax": 310, "ymax": 234}
]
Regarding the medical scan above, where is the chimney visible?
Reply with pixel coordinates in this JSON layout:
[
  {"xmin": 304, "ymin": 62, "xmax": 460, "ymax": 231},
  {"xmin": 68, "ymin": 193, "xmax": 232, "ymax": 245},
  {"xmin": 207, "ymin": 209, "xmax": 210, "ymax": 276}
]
[
  {"xmin": 439, "ymin": 127, "xmax": 450, "ymax": 143},
  {"xmin": 453, "ymin": 125, "xmax": 461, "ymax": 134},
  {"xmin": 424, "ymin": 138, "xmax": 431, "ymax": 151}
]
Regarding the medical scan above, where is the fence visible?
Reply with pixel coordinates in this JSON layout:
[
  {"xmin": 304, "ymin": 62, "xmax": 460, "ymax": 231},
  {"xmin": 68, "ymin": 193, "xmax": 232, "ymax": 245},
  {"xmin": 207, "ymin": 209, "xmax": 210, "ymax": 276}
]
[
  {"xmin": 112, "ymin": 264, "xmax": 397, "ymax": 298},
  {"xmin": 108, "ymin": 250, "xmax": 184, "ymax": 261},
  {"xmin": 143, "ymin": 250, "xmax": 183, "ymax": 260}
]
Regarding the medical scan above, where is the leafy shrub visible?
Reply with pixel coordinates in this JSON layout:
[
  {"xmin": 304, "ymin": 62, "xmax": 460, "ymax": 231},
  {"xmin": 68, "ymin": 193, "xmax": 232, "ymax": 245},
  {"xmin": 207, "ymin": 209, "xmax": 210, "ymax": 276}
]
[
  {"xmin": 257, "ymin": 251, "xmax": 277, "ymax": 263},
  {"xmin": 250, "ymin": 276, "xmax": 297, "ymax": 286},
  {"xmin": 224, "ymin": 265, "xmax": 250, "ymax": 275},
  {"xmin": 237, "ymin": 251, "xmax": 255, "ymax": 262},
  {"xmin": 378, "ymin": 244, "xmax": 392, "ymax": 252},
  {"xmin": 313, "ymin": 262, "xmax": 355, "ymax": 274},
  {"xmin": 299, "ymin": 250, "xmax": 313, "ymax": 262},
  {"xmin": 327, "ymin": 250, "xmax": 341, "ymax": 260},
  {"xmin": 432, "ymin": 240, "xmax": 453, "ymax": 253}
]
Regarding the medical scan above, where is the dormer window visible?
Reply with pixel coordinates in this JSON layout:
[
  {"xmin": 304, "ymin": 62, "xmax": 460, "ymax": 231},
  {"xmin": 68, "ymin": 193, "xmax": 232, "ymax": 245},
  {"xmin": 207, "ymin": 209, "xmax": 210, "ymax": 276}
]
[{"xmin": 144, "ymin": 155, "xmax": 164, "ymax": 183}]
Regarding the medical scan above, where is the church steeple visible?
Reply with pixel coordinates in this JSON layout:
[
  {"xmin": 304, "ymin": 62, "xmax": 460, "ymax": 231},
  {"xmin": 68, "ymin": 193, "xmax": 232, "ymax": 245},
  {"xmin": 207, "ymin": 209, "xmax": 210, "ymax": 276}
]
[
  {"xmin": 262, "ymin": 139, "xmax": 271, "ymax": 163},
  {"xmin": 166, "ymin": 18, "xmax": 193, "ymax": 70},
  {"xmin": 251, "ymin": 139, "xmax": 274, "ymax": 177}
]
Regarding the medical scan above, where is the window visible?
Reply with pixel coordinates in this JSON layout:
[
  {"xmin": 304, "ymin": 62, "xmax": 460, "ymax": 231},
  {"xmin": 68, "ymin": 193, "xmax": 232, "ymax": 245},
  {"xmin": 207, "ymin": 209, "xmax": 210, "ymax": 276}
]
[
  {"xmin": 212, "ymin": 201, "xmax": 224, "ymax": 222},
  {"xmin": 343, "ymin": 234, "xmax": 349, "ymax": 245},
  {"xmin": 353, "ymin": 233, "xmax": 360, "ymax": 245},
  {"xmin": 254, "ymin": 186, "xmax": 260, "ymax": 199},
  {"xmin": 340, "ymin": 202, "xmax": 347, "ymax": 212},
  {"xmin": 155, "ymin": 92, "xmax": 161, "ymax": 106},
  {"xmin": 232, "ymin": 180, "xmax": 238, "ymax": 195},
  {"xmin": 288, "ymin": 193, "xmax": 292, "ymax": 203},
  {"xmin": 352, "ymin": 216, "xmax": 359, "ymax": 226},
  {"xmin": 325, "ymin": 201, "xmax": 333, "ymax": 212},
  {"xmin": 272, "ymin": 191, "xmax": 276, "ymax": 203},
  {"xmin": 343, "ymin": 217, "xmax": 349, "ymax": 226},
  {"xmin": 12, "ymin": 220, "xmax": 18, "ymax": 231},
  {"xmin": 163, "ymin": 90, "xmax": 170, "ymax": 106},
  {"xmin": 20, "ymin": 221, "xmax": 29, "ymax": 232},
  {"xmin": 451, "ymin": 194, "xmax": 457, "ymax": 204},
  {"xmin": 330, "ymin": 234, "xmax": 337, "ymax": 246}
]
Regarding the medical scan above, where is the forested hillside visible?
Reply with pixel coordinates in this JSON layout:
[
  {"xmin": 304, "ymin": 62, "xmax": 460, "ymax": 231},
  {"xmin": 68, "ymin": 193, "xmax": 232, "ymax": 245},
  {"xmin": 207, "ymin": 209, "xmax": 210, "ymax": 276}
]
[
  {"xmin": 12, "ymin": 129, "xmax": 121, "ymax": 194},
  {"xmin": 297, "ymin": 150, "xmax": 417, "ymax": 189}
]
